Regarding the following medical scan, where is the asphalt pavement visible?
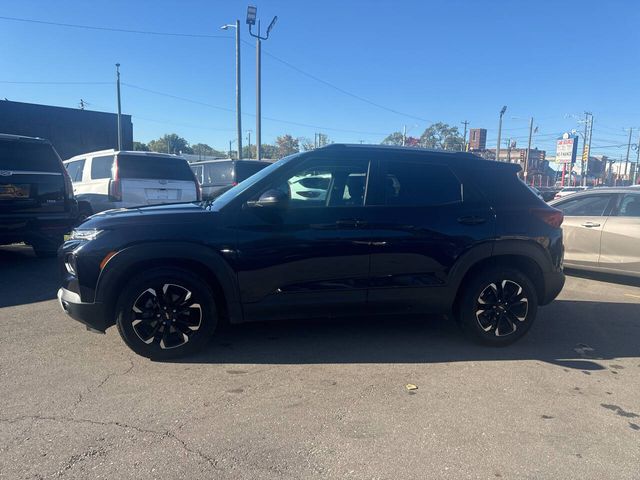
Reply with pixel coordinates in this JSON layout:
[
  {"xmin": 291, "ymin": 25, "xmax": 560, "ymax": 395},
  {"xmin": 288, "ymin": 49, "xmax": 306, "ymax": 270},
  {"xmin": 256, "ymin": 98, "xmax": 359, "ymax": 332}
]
[{"xmin": 1, "ymin": 244, "xmax": 639, "ymax": 479}]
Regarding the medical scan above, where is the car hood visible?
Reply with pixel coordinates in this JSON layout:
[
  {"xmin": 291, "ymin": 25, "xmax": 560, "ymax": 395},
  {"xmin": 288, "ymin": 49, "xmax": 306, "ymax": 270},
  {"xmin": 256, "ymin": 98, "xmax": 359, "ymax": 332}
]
[{"xmin": 79, "ymin": 202, "xmax": 213, "ymax": 229}]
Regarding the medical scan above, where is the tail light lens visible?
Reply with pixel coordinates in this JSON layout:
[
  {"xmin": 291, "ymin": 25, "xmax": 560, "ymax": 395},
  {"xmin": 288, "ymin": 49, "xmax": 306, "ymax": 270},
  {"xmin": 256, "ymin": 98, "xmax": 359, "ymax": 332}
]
[
  {"xmin": 531, "ymin": 207, "xmax": 564, "ymax": 228},
  {"xmin": 62, "ymin": 168, "xmax": 74, "ymax": 199},
  {"xmin": 108, "ymin": 157, "xmax": 122, "ymax": 202}
]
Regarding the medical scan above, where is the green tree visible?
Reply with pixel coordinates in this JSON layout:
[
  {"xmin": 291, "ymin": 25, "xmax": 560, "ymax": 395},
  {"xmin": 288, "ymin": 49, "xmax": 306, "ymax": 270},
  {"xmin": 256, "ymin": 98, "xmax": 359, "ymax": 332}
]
[
  {"xmin": 192, "ymin": 143, "xmax": 225, "ymax": 158},
  {"xmin": 132, "ymin": 141, "xmax": 149, "ymax": 151},
  {"xmin": 299, "ymin": 137, "xmax": 315, "ymax": 151},
  {"xmin": 147, "ymin": 133, "xmax": 193, "ymax": 154},
  {"xmin": 419, "ymin": 123, "xmax": 464, "ymax": 150},
  {"xmin": 382, "ymin": 132, "xmax": 404, "ymax": 146},
  {"xmin": 261, "ymin": 144, "xmax": 279, "ymax": 159},
  {"xmin": 275, "ymin": 134, "xmax": 299, "ymax": 157},
  {"xmin": 242, "ymin": 144, "xmax": 256, "ymax": 159}
]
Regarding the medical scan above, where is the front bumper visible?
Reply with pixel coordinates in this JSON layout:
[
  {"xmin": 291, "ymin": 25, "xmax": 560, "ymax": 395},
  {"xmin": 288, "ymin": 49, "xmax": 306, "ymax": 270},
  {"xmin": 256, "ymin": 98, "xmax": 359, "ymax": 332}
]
[
  {"xmin": 57, "ymin": 288, "xmax": 108, "ymax": 333},
  {"xmin": 540, "ymin": 270, "xmax": 565, "ymax": 305}
]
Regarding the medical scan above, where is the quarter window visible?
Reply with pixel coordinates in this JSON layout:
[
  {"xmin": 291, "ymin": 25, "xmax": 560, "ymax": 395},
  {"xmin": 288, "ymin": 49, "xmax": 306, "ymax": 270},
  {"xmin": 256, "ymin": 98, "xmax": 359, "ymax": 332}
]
[
  {"xmin": 383, "ymin": 160, "xmax": 461, "ymax": 206},
  {"xmin": 556, "ymin": 195, "xmax": 612, "ymax": 216},
  {"xmin": 91, "ymin": 155, "xmax": 114, "ymax": 179}
]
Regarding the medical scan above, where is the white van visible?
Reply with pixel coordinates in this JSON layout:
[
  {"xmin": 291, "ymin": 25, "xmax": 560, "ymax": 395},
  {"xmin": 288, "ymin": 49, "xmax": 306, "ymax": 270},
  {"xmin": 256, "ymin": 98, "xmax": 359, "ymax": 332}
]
[{"xmin": 64, "ymin": 150, "xmax": 200, "ymax": 215}]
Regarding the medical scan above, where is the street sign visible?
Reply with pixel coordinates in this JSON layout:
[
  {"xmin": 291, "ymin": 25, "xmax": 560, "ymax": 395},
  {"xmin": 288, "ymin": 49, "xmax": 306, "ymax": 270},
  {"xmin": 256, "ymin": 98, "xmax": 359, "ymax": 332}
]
[{"xmin": 556, "ymin": 134, "xmax": 578, "ymax": 164}]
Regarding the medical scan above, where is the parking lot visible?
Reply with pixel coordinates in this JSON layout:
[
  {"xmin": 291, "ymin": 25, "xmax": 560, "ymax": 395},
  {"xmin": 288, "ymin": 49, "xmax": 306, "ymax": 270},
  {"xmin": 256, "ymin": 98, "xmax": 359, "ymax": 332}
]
[{"xmin": 1, "ymin": 244, "xmax": 639, "ymax": 480}]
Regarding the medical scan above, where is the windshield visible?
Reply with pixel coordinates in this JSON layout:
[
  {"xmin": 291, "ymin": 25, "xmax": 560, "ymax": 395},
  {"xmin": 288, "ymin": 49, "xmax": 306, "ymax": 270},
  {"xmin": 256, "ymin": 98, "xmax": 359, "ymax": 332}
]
[{"xmin": 209, "ymin": 155, "xmax": 298, "ymax": 211}]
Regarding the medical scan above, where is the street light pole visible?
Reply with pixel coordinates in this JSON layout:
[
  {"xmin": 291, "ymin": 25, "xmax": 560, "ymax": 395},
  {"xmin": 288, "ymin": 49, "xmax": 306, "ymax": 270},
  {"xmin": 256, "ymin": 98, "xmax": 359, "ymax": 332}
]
[
  {"xmin": 525, "ymin": 117, "xmax": 533, "ymax": 184},
  {"xmin": 624, "ymin": 127, "xmax": 633, "ymax": 184},
  {"xmin": 221, "ymin": 21, "xmax": 243, "ymax": 160},
  {"xmin": 496, "ymin": 106, "xmax": 507, "ymax": 161},
  {"xmin": 115, "ymin": 63, "xmax": 122, "ymax": 151},
  {"xmin": 246, "ymin": 6, "xmax": 277, "ymax": 161}
]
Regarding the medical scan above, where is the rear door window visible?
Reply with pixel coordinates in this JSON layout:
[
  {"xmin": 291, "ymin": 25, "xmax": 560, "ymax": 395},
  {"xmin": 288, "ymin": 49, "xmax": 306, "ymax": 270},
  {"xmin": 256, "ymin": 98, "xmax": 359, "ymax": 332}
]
[
  {"xmin": 617, "ymin": 194, "xmax": 640, "ymax": 217},
  {"xmin": 0, "ymin": 141, "xmax": 61, "ymax": 172},
  {"xmin": 91, "ymin": 155, "xmax": 114, "ymax": 179},
  {"xmin": 556, "ymin": 194, "xmax": 614, "ymax": 216},
  {"xmin": 382, "ymin": 159, "xmax": 461, "ymax": 206},
  {"xmin": 204, "ymin": 162, "xmax": 234, "ymax": 185},
  {"xmin": 117, "ymin": 154, "xmax": 194, "ymax": 181},
  {"xmin": 65, "ymin": 159, "xmax": 85, "ymax": 182}
]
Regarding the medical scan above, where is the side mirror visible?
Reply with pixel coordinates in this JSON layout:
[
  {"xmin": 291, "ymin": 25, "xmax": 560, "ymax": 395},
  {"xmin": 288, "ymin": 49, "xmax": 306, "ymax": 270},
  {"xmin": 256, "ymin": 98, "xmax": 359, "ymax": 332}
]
[{"xmin": 247, "ymin": 189, "xmax": 289, "ymax": 209}]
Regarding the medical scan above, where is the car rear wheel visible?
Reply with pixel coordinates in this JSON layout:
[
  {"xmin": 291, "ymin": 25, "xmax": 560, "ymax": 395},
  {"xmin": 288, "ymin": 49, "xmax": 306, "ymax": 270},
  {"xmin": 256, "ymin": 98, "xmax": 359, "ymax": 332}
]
[
  {"xmin": 456, "ymin": 266, "xmax": 538, "ymax": 346},
  {"xmin": 115, "ymin": 268, "xmax": 218, "ymax": 359}
]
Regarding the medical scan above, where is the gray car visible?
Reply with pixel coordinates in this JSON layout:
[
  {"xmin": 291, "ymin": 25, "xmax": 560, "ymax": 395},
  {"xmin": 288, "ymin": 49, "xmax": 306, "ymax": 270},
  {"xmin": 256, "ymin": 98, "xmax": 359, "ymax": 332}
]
[{"xmin": 550, "ymin": 188, "xmax": 640, "ymax": 277}]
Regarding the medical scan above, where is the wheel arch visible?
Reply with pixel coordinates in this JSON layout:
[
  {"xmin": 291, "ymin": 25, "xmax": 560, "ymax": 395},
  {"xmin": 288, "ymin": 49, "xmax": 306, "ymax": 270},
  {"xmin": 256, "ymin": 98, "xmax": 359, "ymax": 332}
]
[{"xmin": 95, "ymin": 242, "xmax": 242, "ymax": 329}]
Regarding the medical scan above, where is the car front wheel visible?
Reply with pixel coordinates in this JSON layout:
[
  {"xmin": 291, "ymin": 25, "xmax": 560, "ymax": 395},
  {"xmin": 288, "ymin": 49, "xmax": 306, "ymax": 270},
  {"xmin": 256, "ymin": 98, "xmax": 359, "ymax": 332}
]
[
  {"xmin": 115, "ymin": 268, "xmax": 218, "ymax": 359},
  {"xmin": 456, "ymin": 266, "xmax": 538, "ymax": 346}
]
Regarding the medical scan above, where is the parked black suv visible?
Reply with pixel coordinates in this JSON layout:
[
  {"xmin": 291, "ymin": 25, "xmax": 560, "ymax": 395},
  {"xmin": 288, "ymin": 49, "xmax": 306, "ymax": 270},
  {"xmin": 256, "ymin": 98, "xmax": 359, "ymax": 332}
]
[
  {"xmin": 190, "ymin": 159, "xmax": 271, "ymax": 200},
  {"xmin": 58, "ymin": 144, "xmax": 565, "ymax": 358},
  {"xmin": 1, "ymin": 134, "xmax": 78, "ymax": 256}
]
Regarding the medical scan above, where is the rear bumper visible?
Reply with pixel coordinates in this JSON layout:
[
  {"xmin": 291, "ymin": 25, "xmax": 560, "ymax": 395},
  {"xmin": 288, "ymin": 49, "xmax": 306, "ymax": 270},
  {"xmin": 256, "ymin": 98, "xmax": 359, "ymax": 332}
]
[
  {"xmin": 57, "ymin": 288, "xmax": 108, "ymax": 333},
  {"xmin": 0, "ymin": 211, "xmax": 78, "ymax": 244},
  {"xmin": 540, "ymin": 270, "xmax": 565, "ymax": 305}
]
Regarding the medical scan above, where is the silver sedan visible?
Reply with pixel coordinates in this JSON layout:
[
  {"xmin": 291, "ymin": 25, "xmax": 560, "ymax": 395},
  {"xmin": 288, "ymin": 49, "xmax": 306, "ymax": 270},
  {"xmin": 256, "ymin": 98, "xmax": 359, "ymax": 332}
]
[{"xmin": 550, "ymin": 188, "xmax": 640, "ymax": 277}]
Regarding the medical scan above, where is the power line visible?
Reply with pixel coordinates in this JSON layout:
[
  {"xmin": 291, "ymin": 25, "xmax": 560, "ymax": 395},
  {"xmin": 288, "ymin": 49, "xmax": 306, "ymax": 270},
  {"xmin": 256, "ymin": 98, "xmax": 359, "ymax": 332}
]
[
  {"xmin": 0, "ymin": 15, "xmax": 229, "ymax": 38},
  {"xmin": 0, "ymin": 80, "xmax": 112, "ymax": 85},
  {"xmin": 122, "ymin": 82, "xmax": 389, "ymax": 136}
]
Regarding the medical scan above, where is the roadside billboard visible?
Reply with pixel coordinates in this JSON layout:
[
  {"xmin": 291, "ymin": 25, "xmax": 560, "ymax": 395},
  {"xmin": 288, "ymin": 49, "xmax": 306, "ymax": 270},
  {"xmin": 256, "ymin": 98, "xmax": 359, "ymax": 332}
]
[{"xmin": 556, "ymin": 134, "xmax": 578, "ymax": 164}]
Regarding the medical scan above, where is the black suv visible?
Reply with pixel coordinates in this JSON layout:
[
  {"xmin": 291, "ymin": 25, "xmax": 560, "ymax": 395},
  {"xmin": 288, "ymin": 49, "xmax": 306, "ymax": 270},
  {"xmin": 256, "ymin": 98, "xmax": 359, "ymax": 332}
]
[
  {"xmin": 1, "ymin": 134, "xmax": 78, "ymax": 256},
  {"xmin": 58, "ymin": 144, "xmax": 565, "ymax": 358}
]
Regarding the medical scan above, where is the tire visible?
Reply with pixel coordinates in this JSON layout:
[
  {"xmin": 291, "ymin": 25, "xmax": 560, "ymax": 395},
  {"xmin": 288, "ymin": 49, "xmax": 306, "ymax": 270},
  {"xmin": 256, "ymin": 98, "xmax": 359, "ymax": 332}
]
[
  {"xmin": 32, "ymin": 235, "xmax": 64, "ymax": 258},
  {"xmin": 115, "ymin": 268, "xmax": 218, "ymax": 359},
  {"xmin": 455, "ymin": 266, "xmax": 538, "ymax": 346}
]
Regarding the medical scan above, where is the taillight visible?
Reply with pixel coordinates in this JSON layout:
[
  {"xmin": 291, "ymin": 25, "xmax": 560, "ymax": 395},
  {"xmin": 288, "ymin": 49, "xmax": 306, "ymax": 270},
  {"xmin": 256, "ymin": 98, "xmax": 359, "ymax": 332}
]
[
  {"xmin": 531, "ymin": 207, "xmax": 563, "ymax": 228},
  {"xmin": 108, "ymin": 157, "xmax": 122, "ymax": 201},
  {"xmin": 62, "ymin": 169, "xmax": 74, "ymax": 199}
]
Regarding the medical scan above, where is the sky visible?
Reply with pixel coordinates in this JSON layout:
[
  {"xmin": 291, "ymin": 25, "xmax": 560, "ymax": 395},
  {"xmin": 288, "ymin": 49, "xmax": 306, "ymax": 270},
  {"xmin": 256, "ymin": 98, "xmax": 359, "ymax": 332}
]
[{"xmin": 1, "ymin": 0, "xmax": 639, "ymax": 163}]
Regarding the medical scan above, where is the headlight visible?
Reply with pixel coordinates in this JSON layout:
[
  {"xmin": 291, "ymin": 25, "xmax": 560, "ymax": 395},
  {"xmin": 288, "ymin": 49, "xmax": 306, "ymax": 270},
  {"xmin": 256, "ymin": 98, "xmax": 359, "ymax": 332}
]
[{"xmin": 69, "ymin": 229, "xmax": 104, "ymax": 241}]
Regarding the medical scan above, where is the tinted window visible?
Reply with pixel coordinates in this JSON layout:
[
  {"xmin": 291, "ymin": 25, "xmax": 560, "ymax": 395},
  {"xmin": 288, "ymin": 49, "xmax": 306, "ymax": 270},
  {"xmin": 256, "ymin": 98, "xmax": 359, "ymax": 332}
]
[
  {"xmin": 267, "ymin": 158, "xmax": 369, "ymax": 208},
  {"xmin": 203, "ymin": 162, "xmax": 234, "ymax": 185},
  {"xmin": 383, "ymin": 160, "xmax": 461, "ymax": 206},
  {"xmin": 471, "ymin": 167, "xmax": 539, "ymax": 206},
  {"xmin": 117, "ymin": 155, "xmax": 194, "ymax": 181},
  {"xmin": 235, "ymin": 162, "xmax": 269, "ymax": 182},
  {"xmin": 0, "ymin": 141, "xmax": 61, "ymax": 172},
  {"xmin": 65, "ymin": 159, "xmax": 85, "ymax": 182},
  {"xmin": 556, "ymin": 195, "xmax": 612, "ymax": 216},
  {"xmin": 618, "ymin": 194, "xmax": 640, "ymax": 217},
  {"xmin": 91, "ymin": 155, "xmax": 114, "ymax": 179}
]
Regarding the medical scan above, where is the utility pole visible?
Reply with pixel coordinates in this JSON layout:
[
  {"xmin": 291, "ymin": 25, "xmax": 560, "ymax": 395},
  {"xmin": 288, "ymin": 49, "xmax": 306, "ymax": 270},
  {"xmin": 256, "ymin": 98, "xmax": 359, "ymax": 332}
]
[
  {"xmin": 247, "ymin": 6, "xmax": 277, "ymax": 162},
  {"xmin": 115, "ymin": 63, "xmax": 122, "ymax": 151},
  {"xmin": 402, "ymin": 125, "xmax": 407, "ymax": 146},
  {"xmin": 496, "ymin": 106, "xmax": 507, "ymax": 161},
  {"xmin": 524, "ymin": 117, "xmax": 533, "ymax": 184},
  {"xmin": 506, "ymin": 138, "xmax": 512, "ymax": 163},
  {"xmin": 624, "ymin": 127, "xmax": 633, "ymax": 184},
  {"xmin": 461, "ymin": 120, "xmax": 469, "ymax": 152},
  {"xmin": 634, "ymin": 133, "xmax": 640, "ymax": 185},
  {"xmin": 585, "ymin": 114, "xmax": 593, "ymax": 186},
  {"xmin": 246, "ymin": 130, "xmax": 252, "ymax": 158},
  {"xmin": 580, "ymin": 112, "xmax": 592, "ymax": 186},
  {"xmin": 221, "ymin": 21, "xmax": 243, "ymax": 159}
]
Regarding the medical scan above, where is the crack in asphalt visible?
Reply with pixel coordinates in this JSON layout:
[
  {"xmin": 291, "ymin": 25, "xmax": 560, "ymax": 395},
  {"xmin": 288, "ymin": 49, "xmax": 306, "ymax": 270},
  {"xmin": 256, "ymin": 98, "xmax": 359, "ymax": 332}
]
[
  {"xmin": 71, "ymin": 359, "xmax": 135, "ymax": 409},
  {"xmin": 0, "ymin": 415, "xmax": 219, "ymax": 472}
]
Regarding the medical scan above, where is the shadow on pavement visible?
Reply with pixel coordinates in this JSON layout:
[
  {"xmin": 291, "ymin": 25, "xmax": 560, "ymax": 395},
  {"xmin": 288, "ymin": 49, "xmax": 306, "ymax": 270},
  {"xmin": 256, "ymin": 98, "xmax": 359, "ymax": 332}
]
[
  {"xmin": 0, "ymin": 245, "xmax": 59, "ymax": 308},
  {"xmin": 174, "ymin": 299, "xmax": 640, "ymax": 368},
  {"xmin": 565, "ymin": 268, "xmax": 640, "ymax": 288}
]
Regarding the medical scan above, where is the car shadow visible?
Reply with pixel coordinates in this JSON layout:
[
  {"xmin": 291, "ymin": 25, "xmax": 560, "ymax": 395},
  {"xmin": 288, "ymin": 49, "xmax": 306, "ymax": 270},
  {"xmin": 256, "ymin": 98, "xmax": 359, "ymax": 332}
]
[
  {"xmin": 565, "ymin": 268, "xmax": 640, "ymax": 288},
  {"xmin": 0, "ymin": 245, "xmax": 59, "ymax": 307},
  {"xmin": 172, "ymin": 299, "xmax": 640, "ymax": 369}
]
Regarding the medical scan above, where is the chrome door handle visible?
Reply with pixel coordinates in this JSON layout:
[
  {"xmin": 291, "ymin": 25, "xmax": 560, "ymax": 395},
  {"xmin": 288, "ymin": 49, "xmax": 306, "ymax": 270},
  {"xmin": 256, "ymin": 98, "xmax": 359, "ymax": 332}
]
[
  {"xmin": 581, "ymin": 222, "xmax": 601, "ymax": 228},
  {"xmin": 370, "ymin": 241, "xmax": 387, "ymax": 246}
]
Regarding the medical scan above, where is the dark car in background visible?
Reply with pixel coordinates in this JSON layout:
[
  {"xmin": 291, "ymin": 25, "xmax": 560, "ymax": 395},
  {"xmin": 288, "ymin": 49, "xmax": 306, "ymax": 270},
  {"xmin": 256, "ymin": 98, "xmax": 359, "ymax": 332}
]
[
  {"xmin": 58, "ymin": 144, "xmax": 565, "ymax": 359},
  {"xmin": 0, "ymin": 134, "xmax": 77, "ymax": 257},
  {"xmin": 190, "ymin": 159, "xmax": 271, "ymax": 200}
]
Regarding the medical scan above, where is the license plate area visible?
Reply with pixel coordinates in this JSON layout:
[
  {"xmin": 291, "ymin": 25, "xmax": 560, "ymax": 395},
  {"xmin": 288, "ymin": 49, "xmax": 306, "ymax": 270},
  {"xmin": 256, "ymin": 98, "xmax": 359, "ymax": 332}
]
[
  {"xmin": 0, "ymin": 184, "xmax": 30, "ymax": 199},
  {"xmin": 145, "ymin": 188, "xmax": 178, "ymax": 200}
]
